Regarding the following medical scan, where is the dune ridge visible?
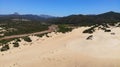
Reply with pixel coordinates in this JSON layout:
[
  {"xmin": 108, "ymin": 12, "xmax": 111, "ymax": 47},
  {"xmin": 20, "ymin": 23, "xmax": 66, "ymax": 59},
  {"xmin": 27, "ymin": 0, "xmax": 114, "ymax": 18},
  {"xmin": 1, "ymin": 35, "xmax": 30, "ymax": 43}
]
[{"xmin": 0, "ymin": 27, "xmax": 120, "ymax": 67}]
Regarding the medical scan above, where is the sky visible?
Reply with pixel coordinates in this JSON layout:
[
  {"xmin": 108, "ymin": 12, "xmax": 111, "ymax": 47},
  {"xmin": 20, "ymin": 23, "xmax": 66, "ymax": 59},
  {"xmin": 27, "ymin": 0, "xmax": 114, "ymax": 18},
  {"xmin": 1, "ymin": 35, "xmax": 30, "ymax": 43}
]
[{"xmin": 0, "ymin": 0, "xmax": 120, "ymax": 16}]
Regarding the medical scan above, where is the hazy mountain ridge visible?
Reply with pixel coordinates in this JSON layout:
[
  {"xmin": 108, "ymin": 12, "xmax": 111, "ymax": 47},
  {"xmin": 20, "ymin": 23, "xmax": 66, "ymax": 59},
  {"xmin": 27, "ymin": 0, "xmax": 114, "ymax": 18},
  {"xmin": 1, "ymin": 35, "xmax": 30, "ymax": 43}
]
[
  {"xmin": 0, "ymin": 11, "xmax": 120, "ymax": 25},
  {"xmin": 0, "ymin": 13, "xmax": 56, "ymax": 21}
]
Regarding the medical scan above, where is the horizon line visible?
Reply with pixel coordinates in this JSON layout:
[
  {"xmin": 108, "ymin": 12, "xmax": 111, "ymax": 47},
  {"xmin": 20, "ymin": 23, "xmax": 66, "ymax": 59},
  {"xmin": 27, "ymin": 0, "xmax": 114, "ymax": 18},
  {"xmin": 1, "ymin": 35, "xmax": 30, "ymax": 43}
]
[{"xmin": 0, "ymin": 11, "xmax": 120, "ymax": 17}]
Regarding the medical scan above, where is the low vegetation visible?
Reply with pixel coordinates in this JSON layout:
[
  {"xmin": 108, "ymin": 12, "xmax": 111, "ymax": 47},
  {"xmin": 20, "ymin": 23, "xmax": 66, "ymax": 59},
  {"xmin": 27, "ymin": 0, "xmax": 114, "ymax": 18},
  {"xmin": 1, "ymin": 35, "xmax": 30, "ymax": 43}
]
[
  {"xmin": 13, "ymin": 42, "xmax": 19, "ymax": 47},
  {"xmin": 1, "ymin": 44, "xmax": 10, "ymax": 52},
  {"xmin": 35, "ymin": 33, "xmax": 49, "ymax": 37},
  {"xmin": 0, "ymin": 37, "xmax": 31, "ymax": 52},
  {"xmin": 86, "ymin": 35, "xmax": 93, "ymax": 40},
  {"xmin": 0, "ymin": 37, "xmax": 22, "ymax": 51},
  {"xmin": 22, "ymin": 36, "xmax": 32, "ymax": 42},
  {"xmin": 13, "ymin": 38, "xmax": 21, "ymax": 47},
  {"xmin": 0, "ymin": 39, "xmax": 15, "ymax": 46},
  {"xmin": 82, "ymin": 23, "xmax": 119, "ymax": 34},
  {"xmin": 0, "ymin": 20, "xmax": 49, "ymax": 36},
  {"xmin": 57, "ymin": 24, "xmax": 73, "ymax": 33}
]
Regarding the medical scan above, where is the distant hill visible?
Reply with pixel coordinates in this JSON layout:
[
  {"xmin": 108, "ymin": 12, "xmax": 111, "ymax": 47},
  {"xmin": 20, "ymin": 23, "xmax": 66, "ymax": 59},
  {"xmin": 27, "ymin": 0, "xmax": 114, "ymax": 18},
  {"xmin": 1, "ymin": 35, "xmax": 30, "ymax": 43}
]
[
  {"xmin": 49, "ymin": 11, "xmax": 120, "ymax": 26},
  {"xmin": 0, "ymin": 13, "xmax": 56, "ymax": 21},
  {"xmin": 1, "ymin": 11, "xmax": 120, "ymax": 26},
  {"xmin": 39, "ymin": 14, "xmax": 55, "ymax": 19}
]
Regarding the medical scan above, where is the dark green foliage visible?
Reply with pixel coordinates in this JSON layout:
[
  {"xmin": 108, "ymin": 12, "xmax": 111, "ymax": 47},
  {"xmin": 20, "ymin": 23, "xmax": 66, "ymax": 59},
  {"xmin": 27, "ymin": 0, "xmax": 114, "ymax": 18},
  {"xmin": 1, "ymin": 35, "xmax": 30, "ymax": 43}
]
[
  {"xmin": 0, "ymin": 19, "xmax": 49, "ymax": 36},
  {"xmin": 0, "ymin": 38, "xmax": 21, "ymax": 46},
  {"xmin": 49, "ymin": 11, "xmax": 120, "ymax": 27},
  {"xmin": 13, "ymin": 42, "xmax": 19, "ymax": 47},
  {"xmin": 0, "ymin": 39, "xmax": 14, "ymax": 45},
  {"xmin": 22, "ymin": 36, "xmax": 32, "ymax": 42},
  {"xmin": 13, "ymin": 38, "xmax": 21, "ymax": 47},
  {"xmin": 4, "ymin": 21, "xmax": 49, "ymax": 36},
  {"xmin": 83, "ymin": 28, "xmax": 95, "ymax": 34},
  {"xmin": 0, "ymin": 38, "xmax": 21, "ymax": 52},
  {"xmin": 1, "ymin": 45, "xmax": 10, "ymax": 52},
  {"xmin": 35, "ymin": 33, "xmax": 48, "ymax": 37},
  {"xmin": 0, "ymin": 40, "xmax": 8, "ymax": 45},
  {"xmin": 83, "ymin": 26, "xmax": 97, "ymax": 34},
  {"xmin": 83, "ymin": 24, "xmax": 112, "ymax": 34},
  {"xmin": 16, "ymin": 38, "xmax": 21, "ymax": 42},
  {"xmin": 57, "ymin": 24, "xmax": 73, "ymax": 33},
  {"xmin": 99, "ymin": 26, "xmax": 111, "ymax": 32}
]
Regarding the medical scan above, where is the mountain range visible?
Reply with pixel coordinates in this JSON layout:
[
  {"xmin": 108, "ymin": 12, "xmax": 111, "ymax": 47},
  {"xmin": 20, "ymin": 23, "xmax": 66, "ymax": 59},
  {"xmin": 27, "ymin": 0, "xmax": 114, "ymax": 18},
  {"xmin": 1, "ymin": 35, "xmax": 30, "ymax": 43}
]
[
  {"xmin": 50, "ymin": 11, "xmax": 120, "ymax": 26},
  {"xmin": 0, "ymin": 11, "xmax": 120, "ymax": 26},
  {"xmin": 0, "ymin": 12, "xmax": 55, "ymax": 21}
]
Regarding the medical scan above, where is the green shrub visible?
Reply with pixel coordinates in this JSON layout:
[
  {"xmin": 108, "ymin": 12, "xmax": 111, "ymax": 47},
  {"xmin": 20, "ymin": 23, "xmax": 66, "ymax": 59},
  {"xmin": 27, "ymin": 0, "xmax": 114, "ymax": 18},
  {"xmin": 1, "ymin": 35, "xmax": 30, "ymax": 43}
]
[
  {"xmin": 1, "ymin": 45, "xmax": 10, "ymax": 52},
  {"xmin": 0, "ymin": 39, "xmax": 13, "ymax": 45},
  {"xmin": 58, "ymin": 25, "xmax": 73, "ymax": 33},
  {"xmin": 22, "ymin": 36, "xmax": 32, "ymax": 42},
  {"xmin": 13, "ymin": 42, "xmax": 19, "ymax": 47},
  {"xmin": 15, "ymin": 38, "xmax": 21, "ymax": 42},
  {"xmin": 0, "ymin": 38, "xmax": 20, "ymax": 46},
  {"xmin": 83, "ymin": 28, "xmax": 94, "ymax": 34},
  {"xmin": 86, "ymin": 35, "xmax": 93, "ymax": 40},
  {"xmin": 35, "ymin": 33, "xmax": 48, "ymax": 37},
  {"xmin": 83, "ymin": 25, "xmax": 97, "ymax": 34}
]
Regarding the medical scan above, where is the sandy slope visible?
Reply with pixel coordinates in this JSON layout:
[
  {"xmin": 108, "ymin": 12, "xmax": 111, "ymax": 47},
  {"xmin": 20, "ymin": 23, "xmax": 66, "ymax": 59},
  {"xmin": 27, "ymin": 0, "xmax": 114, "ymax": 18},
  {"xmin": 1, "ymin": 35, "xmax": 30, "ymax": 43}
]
[{"xmin": 0, "ymin": 27, "xmax": 120, "ymax": 67}]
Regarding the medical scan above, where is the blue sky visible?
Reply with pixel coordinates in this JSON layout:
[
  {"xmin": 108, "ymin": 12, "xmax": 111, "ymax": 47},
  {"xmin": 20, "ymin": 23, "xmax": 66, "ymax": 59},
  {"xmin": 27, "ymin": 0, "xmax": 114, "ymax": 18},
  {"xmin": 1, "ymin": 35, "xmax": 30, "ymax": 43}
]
[{"xmin": 0, "ymin": 0, "xmax": 120, "ymax": 16}]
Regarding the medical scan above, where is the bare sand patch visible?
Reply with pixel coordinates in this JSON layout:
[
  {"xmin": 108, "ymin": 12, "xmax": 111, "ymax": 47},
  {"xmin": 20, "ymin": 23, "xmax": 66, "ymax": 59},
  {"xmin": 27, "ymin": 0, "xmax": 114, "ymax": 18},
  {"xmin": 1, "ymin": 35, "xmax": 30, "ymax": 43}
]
[{"xmin": 0, "ymin": 27, "xmax": 120, "ymax": 67}]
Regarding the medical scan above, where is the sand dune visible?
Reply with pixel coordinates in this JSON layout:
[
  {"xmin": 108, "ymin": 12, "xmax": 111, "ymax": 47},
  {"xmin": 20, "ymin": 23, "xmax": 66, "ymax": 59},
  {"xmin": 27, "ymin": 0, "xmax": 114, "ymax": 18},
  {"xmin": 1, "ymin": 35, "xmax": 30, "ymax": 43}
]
[{"xmin": 0, "ymin": 27, "xmax": 120, "ymax": 67}]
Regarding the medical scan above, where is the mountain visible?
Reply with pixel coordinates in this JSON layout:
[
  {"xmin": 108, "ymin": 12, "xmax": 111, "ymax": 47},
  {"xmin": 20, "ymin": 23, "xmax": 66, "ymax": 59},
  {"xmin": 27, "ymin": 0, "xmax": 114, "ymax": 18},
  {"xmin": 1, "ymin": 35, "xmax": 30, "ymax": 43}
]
[
  {"xmin": 0, "ymin": 13, "xmax": 56, "ymax": 21},
  {"xmin": 49, "ymin": 11, "xmax": 120, "ymax": 26},
  {"xmin": 97, "ymin": 11, "xmax": 120, "ymax": 21},
  {"xmin": 39, "ymin": 14, "xmax": 55, "ymax": 19},
  {"xmin": 0, "ymin": 11, "xmax": 120, "ymax": 26}
]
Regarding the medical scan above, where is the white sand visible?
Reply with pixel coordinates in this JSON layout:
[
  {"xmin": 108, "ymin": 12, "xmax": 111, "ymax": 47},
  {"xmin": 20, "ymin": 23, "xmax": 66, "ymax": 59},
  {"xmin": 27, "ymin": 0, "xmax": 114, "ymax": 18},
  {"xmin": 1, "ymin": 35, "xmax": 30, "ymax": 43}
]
[{"xmin": 0, "ymin": 27, "xmax": 120, "ymax": 67}]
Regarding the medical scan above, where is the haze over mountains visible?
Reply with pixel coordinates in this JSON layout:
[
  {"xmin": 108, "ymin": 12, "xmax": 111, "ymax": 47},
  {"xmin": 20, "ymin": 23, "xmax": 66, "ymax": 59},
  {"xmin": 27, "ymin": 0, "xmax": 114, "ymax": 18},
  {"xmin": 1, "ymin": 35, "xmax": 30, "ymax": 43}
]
[{"xmin": 0, "ymin": 12, "xmax": 56, "ymax": 21}]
